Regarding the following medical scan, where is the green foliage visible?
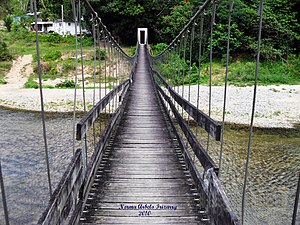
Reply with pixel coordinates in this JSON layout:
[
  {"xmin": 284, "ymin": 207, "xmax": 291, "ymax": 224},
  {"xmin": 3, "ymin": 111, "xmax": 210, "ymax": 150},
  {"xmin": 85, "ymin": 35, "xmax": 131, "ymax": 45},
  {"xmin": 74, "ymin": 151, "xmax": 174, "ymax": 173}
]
[
  {"xmin": 0, "ymin": 41, "xmax": 13, "ymax": 61},
  {"xmin": 61, "ymin": 60, "xmax": 75, "ymax": 73},
  {"xmin": 0, "ymin": 60, "xmax": 12, "ymax": 84},
  {"xmin": 25, "ymin": 79, "xmax": 39, "ymax": 89},
  {"xmin": 211, "ymin": 23, "xmax": 243, "ymax": 56},
  {"xmin": 130, "ymin": 46, "xmax": 137, "ymax": 56},
  {"xmin": 45, "ymin": 33, "xmax": 62, "ymax": 43},
  {"xmin": 95, "ymin": 49, "xmax": 106, "ymax": 60},
  {"xmin": 160, "ymin": 1, "xmax": 194, "ymax": 42},
  {"xmin": 151, "ymin": 43, "xmax": 168, "ymax": 55},
  {"xmin": 3, "ymin": 15, "xmax": 13, "ymax": 32},
  {"xmin": 229, "ymin": 61, "xmax": 300, "ymax": 85},
  {"xmin": 43, "ymin": 50, "xmax": 62, "ymax": 61},
  {"xmin": 11, "ymin": 16, "xmax": 32, "ymax": 35},
  {"xmin": 81, "ymin": 37, "xmax": 93, "ymax": 47},
  {"xmin": 108, "ymin": 0, "xmax": 145, "ymax": 16},
  {"xmin": 55, "ymin": 80, "xmax": 75, "ymax": 88},
  {"xmin": 0, "ymin": 78, "xmax": 7, "ymax": 84}
]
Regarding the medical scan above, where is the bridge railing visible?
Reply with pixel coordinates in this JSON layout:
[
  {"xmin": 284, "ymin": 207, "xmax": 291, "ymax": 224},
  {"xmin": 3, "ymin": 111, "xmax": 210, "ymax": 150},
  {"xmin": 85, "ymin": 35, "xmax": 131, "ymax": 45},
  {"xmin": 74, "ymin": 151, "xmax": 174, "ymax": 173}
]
[
  {"xmin": 150, "ymin": 53, "xmax": 240, "ymax": 225},
  {"xmin": 37, "ymin": 0, "xmax": 138, "ymax": 223},
  {"xmin": 149, "ymin": 0, "xmax": 240, "ymax": 224}
]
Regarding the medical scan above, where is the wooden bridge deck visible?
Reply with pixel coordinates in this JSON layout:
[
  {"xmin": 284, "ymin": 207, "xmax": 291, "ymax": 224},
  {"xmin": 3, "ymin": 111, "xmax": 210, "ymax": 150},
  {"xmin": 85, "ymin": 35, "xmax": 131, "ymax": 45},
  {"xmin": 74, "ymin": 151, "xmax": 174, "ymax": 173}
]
[{"xmin": 80, "ymin": 45, "xmax": 205, "ymax": 224}]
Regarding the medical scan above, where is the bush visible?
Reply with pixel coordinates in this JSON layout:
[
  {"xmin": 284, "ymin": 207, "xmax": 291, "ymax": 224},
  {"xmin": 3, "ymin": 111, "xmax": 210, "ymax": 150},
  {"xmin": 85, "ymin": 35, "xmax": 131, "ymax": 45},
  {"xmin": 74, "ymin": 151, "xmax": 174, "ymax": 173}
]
[
  {"xmin": 152, "ymin": 43, "xmax": 168, "ymax": 55},
  {"xmin": 94, "ymin": 49, "xmax": 106, "ymax": 60},
  {"xmin": 61, "ymin": 60, "xmax": 75, "ymax": 73},
  {"xmin": 0, "ymin": 41, "xmax": 13, "ymax": 61},
  {"xmin": 55, "ymin": 80, "xmax": 75, "ymax": 88},
  {"xmin": 43, "ymin": 50, "xmax": 62, "ymax": 61},
  {"xmin": 4, "ymin": 15, "xmax": 13, "ymax": 32},
  {"xmin": 81, "ymin": 37, "xmax": 93, "ymax": 47},
  {"xmin": 25, "ymin": 32, "xmax": 36, "ymax": 42},
  {"xmin": 62, "ymin": 35, "xmax": 75, "ymax": 44},
  {"xmin": 130, "ymin": 46, "xmax": 137, "ymax": 56},
  {"xmin": 25, "ymin": 79, "xmax": 39, "ymax": 89},
  {"xmin": 45, "ymin": 33, "xmax": 62, "ymax": 43},
  {"xmin": 33, "ymin": 62, "xmax": 52, "ymax": 73},
  {"xmin": 0, "ymin": 79, "xmax": 7, "ymax": 84}
]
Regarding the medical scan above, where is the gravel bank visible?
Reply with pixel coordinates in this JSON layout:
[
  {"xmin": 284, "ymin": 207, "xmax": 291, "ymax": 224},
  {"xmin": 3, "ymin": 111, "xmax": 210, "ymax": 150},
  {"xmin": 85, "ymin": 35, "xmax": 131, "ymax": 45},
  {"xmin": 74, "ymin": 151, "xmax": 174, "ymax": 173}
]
[{"xmin": 0, "ymin": 84, "xmax": 299, "ymax": 128}]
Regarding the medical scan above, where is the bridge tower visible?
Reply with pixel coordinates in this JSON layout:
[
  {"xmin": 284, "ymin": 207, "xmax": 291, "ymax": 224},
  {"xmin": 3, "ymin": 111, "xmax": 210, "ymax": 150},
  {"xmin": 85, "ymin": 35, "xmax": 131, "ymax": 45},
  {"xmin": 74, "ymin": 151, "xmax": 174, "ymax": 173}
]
[{"xmin": 137, "ymin": 28, "xmax": 148, "ymax": 45}]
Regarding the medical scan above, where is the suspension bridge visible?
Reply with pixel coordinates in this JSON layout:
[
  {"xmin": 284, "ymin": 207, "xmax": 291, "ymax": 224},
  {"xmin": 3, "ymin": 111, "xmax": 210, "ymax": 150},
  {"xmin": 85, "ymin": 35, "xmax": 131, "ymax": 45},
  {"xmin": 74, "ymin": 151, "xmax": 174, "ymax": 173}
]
[{"xmin": 0, "ymin": 0, "xmax": 299, "ymax": 225}]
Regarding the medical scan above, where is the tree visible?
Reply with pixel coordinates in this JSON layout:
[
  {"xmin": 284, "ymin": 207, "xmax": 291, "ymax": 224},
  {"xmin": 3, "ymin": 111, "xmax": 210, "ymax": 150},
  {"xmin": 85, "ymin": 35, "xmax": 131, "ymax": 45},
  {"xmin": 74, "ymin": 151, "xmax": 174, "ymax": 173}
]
[
  {"xmin": 0, "ymin": 40, "xmax": 13, "ymax": 61},
  {"xmin": 4, "ymin": 15, "xmax": 13, "ymax": 32}
]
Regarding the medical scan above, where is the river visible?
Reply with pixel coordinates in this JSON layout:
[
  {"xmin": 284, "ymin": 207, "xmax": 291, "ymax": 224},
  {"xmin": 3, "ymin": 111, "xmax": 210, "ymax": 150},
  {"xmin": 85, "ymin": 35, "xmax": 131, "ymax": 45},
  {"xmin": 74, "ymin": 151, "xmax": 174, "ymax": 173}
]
[{"xmin": 0, "ymin": 108, "xmax": 299, "ymax": 224}]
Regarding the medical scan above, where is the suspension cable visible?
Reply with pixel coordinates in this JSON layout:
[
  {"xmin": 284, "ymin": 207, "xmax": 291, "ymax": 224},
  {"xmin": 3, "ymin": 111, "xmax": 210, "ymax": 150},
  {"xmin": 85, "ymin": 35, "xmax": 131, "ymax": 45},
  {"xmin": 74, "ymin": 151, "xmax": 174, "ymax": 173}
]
[
  {"xmin": 77, "ymin": 0, "xmax": 88, "ymax": 168},
  {"xmin": 92, "ymin": 15, "xmax": 97, "ymax": 147},
  {"xmin": 292, "ymin": 173, "xmax": 300, "ymax": 225},
  {"xmin": 72, "ymin": 0, "xmax": 79, "ymax": 156},
  {"xmin": 241, "ymin": 0, "xmax": 264, "ymax": 224},
  {"xmin": 181, "ymin": 31, "xmax": 188, "ymax": 117},
  {"xmin": 188, "ymin": 23, "xmax": 195, "ymax": 127},
  {"xmin": 219, "ymin": 0, "xmax": 234, "ymax": 179},
  {"xmin": 0, "ymin": 160, "xmax": 10, "ymax": 225},
  {"xmin": 33, "ymin": 0, "xmax": 52, "ymax": 197},
  {"xmin": 206, "ymin": 0, "xmax": 217, "ymax": 152},
  {"xmin": 194, "ymin": 13, "xmax": 205, "ymax": 161}
]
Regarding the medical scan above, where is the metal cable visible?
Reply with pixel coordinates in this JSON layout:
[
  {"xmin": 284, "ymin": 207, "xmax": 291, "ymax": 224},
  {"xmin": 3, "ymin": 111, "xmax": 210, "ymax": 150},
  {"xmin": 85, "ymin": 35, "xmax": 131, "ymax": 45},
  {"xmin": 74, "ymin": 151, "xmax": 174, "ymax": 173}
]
[
  {"xmin": 92, "ymin": 15, "xmax": 97, "ymax": 147},
  {"xmin": 181, "ymin": 31, "xmax": 188, "ymax": 117},
  {"xmin": 292, "ymin": 173, "xmax": 300, "ymax": 225},
  {"xmin": 219, "ymin": 0, "xmax": 234, "ymax": 179},
  {"xmin": 206, "ymin": 1, "xmax": 217, "ymax": 152},
  {"xmin": 241, "ymin": 0, "xmax": 264, "ymax": 224},
  {"xmin": 195, "ymin": 14, "xmax": 205, "ymax": 161},
  {"xmin": 77, "ymin": 0, "xmax": 88, "ymax": 168},
  {"xmin": 0, "ymin": 160, "xmax": 10, "ymax": 225},
  {"xmin": 177, "ymin": 38, "xmax": 182, "ymax": 111},
  {"xmin": 188, "ymin": 23, "xmax": 195, "ymax": 127},
  {"xmin": 72, "ymin": 0, "xmax": 79, "ymax": 156},
  {"xmin": 98, "ymin": 26, "xmax": 103, "ymax": 132},
  {"xmin": 34, "ymin": 0, "xmax": 52, "ymax": 197}
]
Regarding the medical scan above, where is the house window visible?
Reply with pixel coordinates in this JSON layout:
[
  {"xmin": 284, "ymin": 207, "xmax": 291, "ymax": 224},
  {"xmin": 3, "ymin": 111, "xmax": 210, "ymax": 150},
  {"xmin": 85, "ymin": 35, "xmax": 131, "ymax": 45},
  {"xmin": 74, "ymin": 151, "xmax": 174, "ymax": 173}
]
[
  {"xmin": 68, "ymin": 23, "xmax": 71, "ymax": 26},
  {"xmin": 59, "ymin": 23, "xmax": 62, "ymax": 27}
]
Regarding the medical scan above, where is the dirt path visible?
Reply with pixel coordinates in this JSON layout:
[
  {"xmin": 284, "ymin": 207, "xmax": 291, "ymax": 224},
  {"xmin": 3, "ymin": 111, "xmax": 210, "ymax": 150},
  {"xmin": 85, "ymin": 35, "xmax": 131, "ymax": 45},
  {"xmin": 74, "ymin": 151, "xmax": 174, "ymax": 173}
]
[{"xmin": 5, "ymin": 54, "xmax": 33, "ymax": 88}]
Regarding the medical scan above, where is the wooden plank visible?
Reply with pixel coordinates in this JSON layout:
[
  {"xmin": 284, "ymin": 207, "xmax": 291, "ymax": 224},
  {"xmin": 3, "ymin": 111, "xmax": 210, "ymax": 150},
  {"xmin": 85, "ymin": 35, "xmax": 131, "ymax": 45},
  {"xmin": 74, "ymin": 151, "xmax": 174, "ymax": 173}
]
[{"xmin": 80, "ymin": 45, "xmax": 204, "ymax": 225}]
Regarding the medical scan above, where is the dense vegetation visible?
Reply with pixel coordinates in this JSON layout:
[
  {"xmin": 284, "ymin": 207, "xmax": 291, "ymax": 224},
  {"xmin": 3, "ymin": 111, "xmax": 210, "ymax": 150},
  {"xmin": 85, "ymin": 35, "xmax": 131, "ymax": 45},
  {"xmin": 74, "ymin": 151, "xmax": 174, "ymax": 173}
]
[
  {"xmin": 1, "ymin": 1, "xmax": 299, "ymax": 54},
  {"xmin": 0, "ymin": 0, "xmax": 299, "ymax": 86}
]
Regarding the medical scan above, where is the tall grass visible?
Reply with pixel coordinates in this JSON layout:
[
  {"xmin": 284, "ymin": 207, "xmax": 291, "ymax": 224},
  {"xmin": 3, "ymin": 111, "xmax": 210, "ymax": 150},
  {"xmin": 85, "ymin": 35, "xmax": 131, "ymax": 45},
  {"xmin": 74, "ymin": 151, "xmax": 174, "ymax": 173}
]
[{"xmin": 229, "ymin": 61, "xmax": 300, "ymax": 85}]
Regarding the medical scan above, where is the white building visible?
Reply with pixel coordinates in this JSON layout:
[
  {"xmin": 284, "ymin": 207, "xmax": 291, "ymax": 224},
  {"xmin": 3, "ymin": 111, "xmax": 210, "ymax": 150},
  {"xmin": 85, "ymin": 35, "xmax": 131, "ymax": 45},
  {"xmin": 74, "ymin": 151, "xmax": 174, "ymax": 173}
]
[{"xmin": 31, "ymin": 21, "xmax": 80, "ymax": 36}]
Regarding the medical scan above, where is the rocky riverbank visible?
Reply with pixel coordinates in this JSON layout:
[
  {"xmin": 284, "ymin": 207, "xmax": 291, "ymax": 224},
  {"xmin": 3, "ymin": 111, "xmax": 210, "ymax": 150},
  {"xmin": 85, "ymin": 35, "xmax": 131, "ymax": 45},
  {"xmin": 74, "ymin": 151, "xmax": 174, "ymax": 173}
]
[{"xmin": 0, "ymin": 84, "xmax": 299, "ymax": 128}]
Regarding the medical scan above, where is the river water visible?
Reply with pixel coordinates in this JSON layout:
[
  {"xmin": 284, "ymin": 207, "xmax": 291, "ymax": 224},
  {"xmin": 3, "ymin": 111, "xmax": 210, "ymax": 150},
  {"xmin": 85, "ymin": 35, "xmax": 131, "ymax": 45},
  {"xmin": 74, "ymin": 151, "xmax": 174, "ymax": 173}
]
[{"xmin": 0, "ymin": 108, "xmax": 299, "ymax": 224}]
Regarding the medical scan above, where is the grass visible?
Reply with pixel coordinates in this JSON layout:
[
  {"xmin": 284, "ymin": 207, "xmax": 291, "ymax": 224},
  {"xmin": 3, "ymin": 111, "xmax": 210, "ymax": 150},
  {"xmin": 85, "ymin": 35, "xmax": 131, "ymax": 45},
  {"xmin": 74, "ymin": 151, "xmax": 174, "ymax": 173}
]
[
  {"xmin": 0, "ymin": 61, "xmax": 12, "ymax": 84},
  {"xmin": 2, "ymin": 29, "xmax": 299, "ymax": 88},
  {"xmin": 155, "ymin": 57, "xmax": 300, "ymax": 87},
  {"xmin": 228, "ymin": 60, "xmax": 300, "ymax": 86}
]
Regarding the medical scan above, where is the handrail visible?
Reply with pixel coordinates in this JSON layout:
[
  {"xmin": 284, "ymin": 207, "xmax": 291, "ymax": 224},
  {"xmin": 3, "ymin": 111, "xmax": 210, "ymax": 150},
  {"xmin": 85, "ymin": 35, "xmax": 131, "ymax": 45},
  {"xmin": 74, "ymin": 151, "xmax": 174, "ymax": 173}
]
[
  {"xmin": 37, "ymin": 149, "xmax": 83, "ymax": 225},
  {"xmin": 76, "ymin": 79, "xmax": 130, "ymax": 140},
  {"xmin": 153, "ymin": 69, "xmax": 221, "ymax": 141},
  {"xmin": 156, "ymin": 83, "xmax": 218, "ymax": 172}
]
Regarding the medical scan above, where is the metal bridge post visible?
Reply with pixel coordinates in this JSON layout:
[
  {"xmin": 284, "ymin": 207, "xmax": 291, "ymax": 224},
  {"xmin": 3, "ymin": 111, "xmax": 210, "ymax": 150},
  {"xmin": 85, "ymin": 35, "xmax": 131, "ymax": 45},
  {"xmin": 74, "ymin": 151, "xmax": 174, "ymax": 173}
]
[
  {"xmin": 292, "ymin": 173, "xmax": 300, "ymax": 225},
  {"xmin": 0, "ymin": 161, "xmax": 10, "ymax": 225}
]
